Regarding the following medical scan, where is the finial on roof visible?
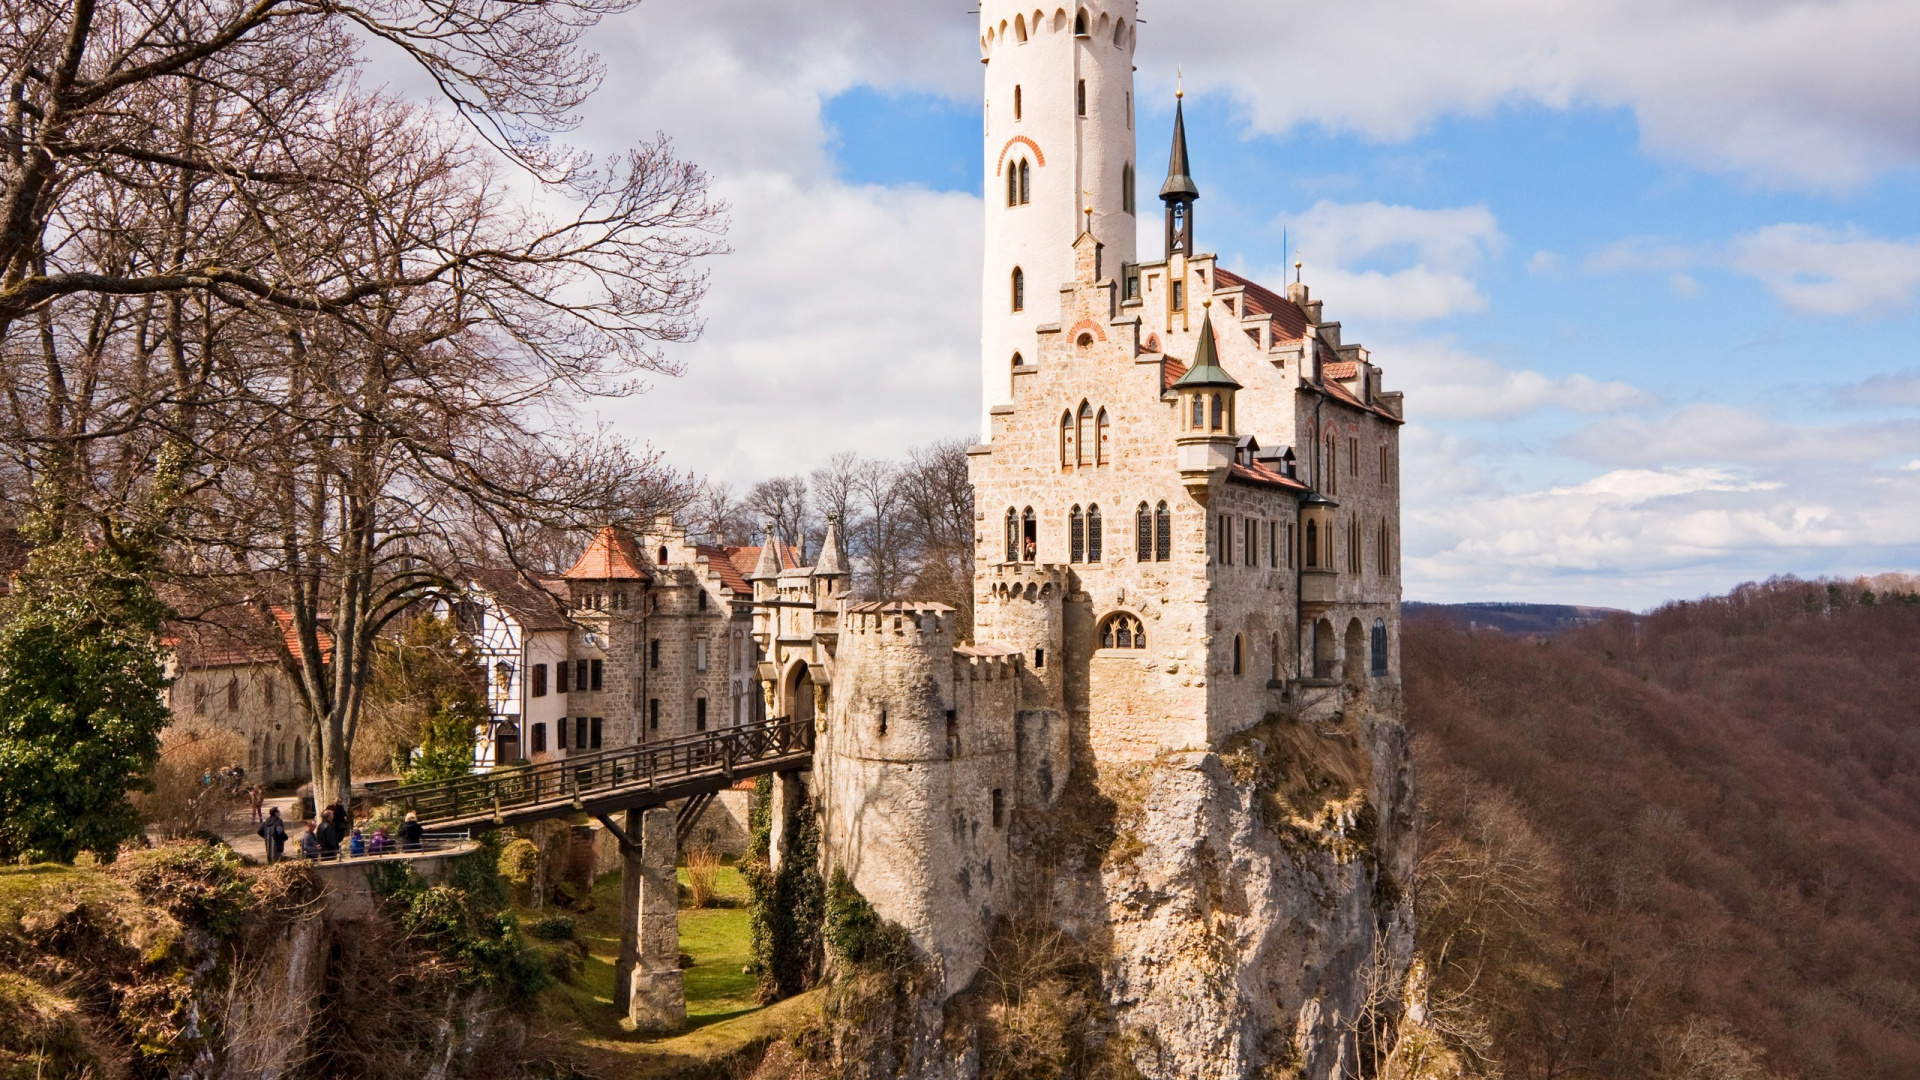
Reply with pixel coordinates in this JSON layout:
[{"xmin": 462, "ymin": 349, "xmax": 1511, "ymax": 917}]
[
  {"xmin": 1170, "ymin": 306, "xmax": 1241, "ymax": 391},
  {"xmin": 814, "ymin": 514, "xmax": 846, "ymax": 579},
  {"xmin": 1176, "ymin": 66, "xmax": 1184, "ymax": 99},
  {"xmin": 752, "ymin": 520, "xmax": 782, "ymax": 579}
]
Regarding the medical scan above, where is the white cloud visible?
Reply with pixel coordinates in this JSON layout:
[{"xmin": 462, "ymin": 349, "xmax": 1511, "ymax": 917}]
[
  {"xmin": 1158, "ymin": 0, "xmax": 1920, "ymax": 190},
  {"xmin": 1729, "ymin": 224, "xmax": 1920, "ymax": 315},
  {"xmin": 1561, "ymin": 404, "xmax": 1920, "ymax": 468},
  {"xmin": 1387, "ymin": 341, "xmax": 1652, "ymax": 421},
  {"xmin": 1833, "ymin": 370, "xmax": 1920, "ymax": 408},
  {"xmin": 1277, "ymin": 201, "xmax": 1504, "ymax": 321}
]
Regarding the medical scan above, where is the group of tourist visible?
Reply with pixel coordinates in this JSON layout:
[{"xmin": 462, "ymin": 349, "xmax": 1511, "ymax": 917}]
[{"xmin": 254, "ymin": 801, "xmax": 425, "ymax": 864}]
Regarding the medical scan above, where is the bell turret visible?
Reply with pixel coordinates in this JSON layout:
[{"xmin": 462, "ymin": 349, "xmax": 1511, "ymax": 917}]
[{"xmin": 1161, "ymin": 87, "xmax": 1199, "ymax": 258}]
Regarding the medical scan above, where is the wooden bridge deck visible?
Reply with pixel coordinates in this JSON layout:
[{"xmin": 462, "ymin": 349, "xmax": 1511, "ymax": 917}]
[{"xmin": 382, "ymin": 716, "xmax": 813, "ymax": 831}]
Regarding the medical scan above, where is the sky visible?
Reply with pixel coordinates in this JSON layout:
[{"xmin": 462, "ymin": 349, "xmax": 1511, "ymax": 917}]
[{"xmin": 477, "ymin": 0, "xmax": 1920, "ymax": 610}]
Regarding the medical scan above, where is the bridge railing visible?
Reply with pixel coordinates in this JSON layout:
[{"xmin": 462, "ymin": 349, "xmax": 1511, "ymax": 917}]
[{"xmin": 382, "ymin": 716, "xmax": 813, "ymax": 825}]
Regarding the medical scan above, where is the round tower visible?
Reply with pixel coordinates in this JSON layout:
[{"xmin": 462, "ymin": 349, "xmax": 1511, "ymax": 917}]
[{"xmin": 979, "ymin": 1, "xmax": 1140, "ymax": 434}]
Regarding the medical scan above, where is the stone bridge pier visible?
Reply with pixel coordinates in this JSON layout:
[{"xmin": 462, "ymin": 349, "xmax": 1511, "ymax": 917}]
[{"xmin": 612, "ymin": 806, "xmax": 685, "ymax": 1032}]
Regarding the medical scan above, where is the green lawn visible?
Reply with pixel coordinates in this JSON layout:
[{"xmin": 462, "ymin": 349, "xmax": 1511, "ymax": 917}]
[{"xmin": 550, "ymin": 862, "xmax": 759, "ymax": 1034}]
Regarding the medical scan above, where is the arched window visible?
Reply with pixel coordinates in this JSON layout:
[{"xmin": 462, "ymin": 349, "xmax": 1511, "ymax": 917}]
[
  {"xmin": 1190, "ymin": 395, "xmax": 1204, "ymax": 429},
  {"xmin": 1074, "ymin": 9, "xmax": 1088, "ymax": 36},
  {"xmin": 1005, "ymin": 507, "xmax": 1019, "ymax": 563},
  {"xmin": 1076, "ymin": 401, "xmax": 1092, "ymax": 466},
  {"xmin": 1378, "ymin": 519, "xmax": 1393, "ymax": 577},
  {"xmin": 1325, "ymin": 435, "xmax": 1339, "ymax": 495},
  {"xmin": 1135, "ymin": 502, "xmax": 1151, "ymax": 562},
  {"xmin": 1371, "ymin": 619, "xmax": 1389, "ymax": 677},
  {"xmin": 1233, "ymin": 635, "xmax": 1244, "ymax": 677},
  {"xmin": 1011, "ymin": 351, "xmax": 1024, "ymax": 371},
  {"xmin": 1305, "ymin": 520, "xmax": 1319, "ymax": 568},
  {"xmin": 1114, "ymin": 17, "xmax": 1127, "ymax": 46},
  {"xmin": 1008, "ymin": 166, "xmax": 1020, "ymax": 207},
  {"xmin": 1099, "ymin": 612, "xmax": 1147, "ymax": 650},
  {"xmin": 1096, "ymin": 408, "xmax": 1110, "ymax": 464},
  {"xmin": 1014, "ymin": 13, "xmax": 1028, "ymax": 40},
  {"xmin": 1012, "ymin": 267, "xmax": 1025, "ymax": 312},
  {"xmin": 1210, "ymin": 393, "xmax": 1225, "ymax": 431},
  {"xmin": 1087, "ymin": 503, "xmax": 1103, "ymax": 561},
  {"xmin": 1154, "ymin": 501, "xmax": 1171, "ymax": 562},
  {"xmin": 1069, "ymin": 505, "xmax": 1085, "ymax": 563},
  {"xmin": 1059, "ymin": 411, "xmax": 1073, "ymax": 468},
  {"xmin": 1121, "ymin": 163, "xmax": 1135, "ymax": 215},
  {"xmin": 1021, "ymin": 507, "xmax": 1036, "ymax": 562},
  {"xmin": 1019, "ymin": 159, "xmax": 1031, "ymax": 204}
]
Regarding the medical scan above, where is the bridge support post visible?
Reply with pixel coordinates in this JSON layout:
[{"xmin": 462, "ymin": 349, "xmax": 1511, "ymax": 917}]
[
  {"xmin": 624, "ymin": 806, "xmax": 686, "ymax": 1033},
  {"xmin": 767, "ymin": 769, "xmax": 804, "ymax": 875}
]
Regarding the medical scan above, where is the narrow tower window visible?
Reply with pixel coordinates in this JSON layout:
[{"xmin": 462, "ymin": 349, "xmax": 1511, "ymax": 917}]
[
  {"xmin": 1210, "ymin": 393, "xmax": 1224, "ymax": 431},
  {"xmin": 1190, "ymin": 395, "xmax": 1204, "ymax": 429},
  {"xmin": 1022, "ymin": 507, "xmax": 1037, "ymax": 562},
  {"xmin": 1087, "ymin": 503, "xmax": 1103, "ymax": 562},
  {"xmin": 1011, "ymin": 267, "xmax": 1025, "ymax": 312},
  {"xmin": 1076, "ymin": 401, "xmax": 1092, "ymax": 466},
  {"xmin": 1305, "ymin": 520, "xmax": 1319, "ymax": 568},
  {"xmin": 1070, "ymin": 505, "xmax": 1085, "ymax": 563},
  {"xmin": 1019, "ymin": 159, "xmax": 1031, "ymax": 204},
  {"xmin": 1154, "ymin": 501, "xmax": 1171, "ymax": 562},
  {"xmin": 1076, "ymin": 79, "xmax": 1087, "ymax": 117},
  {"xmin": 1005, "ymin": 507, "xmax": 1019, "ymax": 563},
  {"xmin": 1014, "ymin": 84, "xmax": 1023, "ymax": 120},
  {"xmin": 1122, "ymin": 164, "xmax": 1135, "ymax": 215},
  {"xmin": 1074, "ymin": 10, "xmax": 1088, "ymax": 36},
  {"xmin": 1059, "ymin": 411, "xmax": 1074, "ymax": 468},
  {"xmin": 1096, "ymin": 408, "xmax": 1110, "ymax": 464},
  {"xmin": 1136, "ymin": 502, "xmax": 1151, "ymax": 562}
]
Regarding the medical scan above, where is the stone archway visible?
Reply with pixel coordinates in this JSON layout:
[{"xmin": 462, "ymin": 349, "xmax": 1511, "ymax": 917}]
[
  {"xmin": 1313, "ymin": 619, "xmax": 1336, "ymax": 680},
  {"xmin": 783, "ymin": 660, "xmax": 816, "ymax": 727},
  {"xmin": 1343, "ymin": 619, "xmax": 1366, "ymax": 685}
]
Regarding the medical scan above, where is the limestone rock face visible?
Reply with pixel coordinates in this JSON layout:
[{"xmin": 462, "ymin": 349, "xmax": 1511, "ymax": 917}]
[{"xmin": 1059, "ymin": 696, "xmax": 1417, "ymax": 1080}]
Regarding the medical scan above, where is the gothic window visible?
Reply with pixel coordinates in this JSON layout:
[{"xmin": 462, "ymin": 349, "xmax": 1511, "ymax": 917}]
[
  {"xmin": 1135, "ymin": 502, "xmax": 1151, "ymax": 562},
  {"xmin": 1268, "ymin": 521, "xmax": 1279, "ymax": 568},
  {"xmin": 1012, "ymin": 267, "xmax": 1025, "ymax": 312},
  {"xmin": 1210, "ymin": 393, "xmax": 1225, "ymax": 431},
  {"xmin": 1244, "ymin": 519, "xmax": 1257, "ymax": 567},
  {"xmin": 1020, "ymin": 159, "xmax": 1031, "ymax": 204},
  {"xmin": 1099, "ymin": 612, "xmax": 1147, "ymax": 650},
  {"xmin": 1070, "ymin": 505, "xmax": 1085, "ymax": 563},
  {"xmin": 1349, "ymin": 517, "xmax": 1364, "ymax": 574},
  {"xmin": 1005, "ymin": 507, "xmax": 1019, "ymax": 563},
  {"xmin": 1014, "ymin": 13, "xmax": 1028, "ymax": 41},
  {"xmin": 1011, "ymin": 351, "xmax": 1024, "ymax": 371},
  {"xmin": 1305, "ymin": 520, "xmax": 1319, "ymax": 568},
  {"xmin": 1021, "ymin": 507, "xmax": 1037, "ymax": 562},
  {"xmin": 1096, "ymin": 408, "xmax": 1110, "ymax": 464},
  {"xmin": 1380, "ymin": 444, "xmax": 1391, "ymax": 484},
  {"xmin": 1349, "ymin": 437, "xmax": 1360, "ymax": 476},
  {"xmin": 1115, "ymin": 18, "xmax": 1127, "ymax": 47},
  {"xmin": 1088, "ymin": 503, "xmax": 1103, "ymax": 562},
  {"xmin": 1218, "ymin": 514, "xmax": 1232, "ymax": 565},
  {"xmin": 1059, "ymin": 411, "xmax": 1073, "ymax": 468},
  {"xmin": 1122, "ymin": 163, "xmax": 1135, "ymax": 215},
  {"xmin": 1325, "ymin": 436, "xmax": 1339, "ymax": 495},
  {"xmin": 1154, "ymin": 501, "xmax": 1171, "ymax": 562},
  {"xmin": 1076, "ymin": 401, "xmax": 1092, "ymax": 466},
  {"xmin": 1372, "ymin": 620, "xmax": 1389, "ymax": 676},
  {"xmin": 1008, "ymin": 166, "xmax": 1019, "ymax": 207},
  {"xmin": 1378, "ymin": 520, "xmax": 1394, "ymax": 577},
  {"xmin": 1190, "ymin": 394, "xmax": 1204, "ymax": 429}
]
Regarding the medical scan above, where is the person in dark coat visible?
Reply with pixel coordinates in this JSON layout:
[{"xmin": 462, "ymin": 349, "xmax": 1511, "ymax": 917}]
[
  {"xmin": 299, "ymin": 821, "xmax": 321, "ymax": 859},
  {"xmin": 256, "ymin": 807, "xmax": 288, "ymax": 864},
  {"xmin": 317, "ymin": 809, "xmax": 341, "ymax": 857},
  {"xmin": 399, "ymin": 812, "xmax": 425, "ymax": 852}
]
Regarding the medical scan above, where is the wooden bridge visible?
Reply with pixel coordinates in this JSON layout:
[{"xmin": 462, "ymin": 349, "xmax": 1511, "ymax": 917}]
[{"xmin": 381, "ymin": 715, "xmax": 813, "ymax": 833}]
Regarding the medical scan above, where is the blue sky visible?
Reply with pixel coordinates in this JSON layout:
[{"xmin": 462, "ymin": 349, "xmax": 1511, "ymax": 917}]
[{"xmin": 555, "ymin": 0, "xmax": 1920, "ymax": 609}]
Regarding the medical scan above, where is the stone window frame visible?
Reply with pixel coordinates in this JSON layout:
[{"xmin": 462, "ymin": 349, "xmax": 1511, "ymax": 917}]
[{"xmin": 1096, "ymin": 611, "xmax": 1148, "ymax": 653}]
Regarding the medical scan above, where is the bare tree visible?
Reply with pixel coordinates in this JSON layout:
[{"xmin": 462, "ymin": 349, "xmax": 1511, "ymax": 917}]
[
  {"xmin": 685, "ymin": 479, "xmax": 754, "ymax": 547},
  {"xmin": 746, "ymin": 474, "xmax": 813, "ymax": 561}
]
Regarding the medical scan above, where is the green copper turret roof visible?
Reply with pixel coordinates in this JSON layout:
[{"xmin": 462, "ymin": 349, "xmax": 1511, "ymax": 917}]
[
  {"xmin": 1161, "ymin": 96, "xmax": 1200, "ymax": 201},
  {"xmin": 1171, "ymin": 308, "xmax": 1240, "ymax": 390}
]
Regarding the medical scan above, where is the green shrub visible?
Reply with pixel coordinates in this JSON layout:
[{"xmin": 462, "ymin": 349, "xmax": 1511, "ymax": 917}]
[
  {"xmin": 374, "ymin": 846, "xmax": 551, "ymax": 1003},
  {"xmin": 527, "ymin": 915, "xmax": 575, "ymax": 941}
]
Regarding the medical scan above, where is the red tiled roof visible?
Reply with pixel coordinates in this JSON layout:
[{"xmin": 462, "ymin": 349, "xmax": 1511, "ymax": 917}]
[
  {"xmin": 1322, "ymin": 360, "xmax": 1359, "ymax": 381},
  {"xmin": 731, "ymin": 541, "xmax": 800, "ymax": 577},
  {"xmin": 698, "ymin": 545, "xmax": 753, "ymax": 595},
  {"xmin": 168, "ymin": 606, "xmax": 333, "ymax": 669},
  {"xmin": 1161, "ymin": 355, "xmax": 1189, "ymax": 392},
  {"xmin": 1228, "ymin": 461, "xmax": 1311, "ymax": 492},
  {"xmin": 564, "ymin": 526, "xmax": 654, "ymax": 581},
  {"xmin": 1213, "ymin": 268, "xmax": 1309, "ymax": 341}
]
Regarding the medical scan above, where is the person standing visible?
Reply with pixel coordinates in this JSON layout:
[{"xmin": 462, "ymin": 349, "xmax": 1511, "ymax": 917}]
[
  {"xmin": 400, "ymin": 812, "xmax": 425, "ymax": 852},
  {"xmin": 317, "ymin": 808, "xmax": 341, "ymax": 858},
  {"xmin": 299, "ymin": 821, "xmax": 321, "ymax": 859},
  {"xmin": 249, "ymin": 785, "xmax": 266, "ymax": 825},
  {"xmin": 257, "ymin": 807, "xmax": 288, "ymax": 864}
]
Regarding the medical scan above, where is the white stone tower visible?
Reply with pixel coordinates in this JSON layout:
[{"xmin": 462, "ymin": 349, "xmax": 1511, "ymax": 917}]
[{"xmin": 979, "ymin": 1, "xmax": 1140, "ymax": 435}]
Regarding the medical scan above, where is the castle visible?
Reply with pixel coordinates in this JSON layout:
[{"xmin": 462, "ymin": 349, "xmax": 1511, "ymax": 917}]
[{"xmin": 163, "ymin": 4, "xmax": 1412, "ymax": 1070}]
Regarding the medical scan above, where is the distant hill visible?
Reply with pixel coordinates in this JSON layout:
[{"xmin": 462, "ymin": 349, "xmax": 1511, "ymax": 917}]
[
  {"xmin": 1403, "ymin": 600, "xmax": 1633, "ymax": 635},
  {"xmin": 1404, "ymin": 577, "xmax": 1920, "ymax": 1079}
]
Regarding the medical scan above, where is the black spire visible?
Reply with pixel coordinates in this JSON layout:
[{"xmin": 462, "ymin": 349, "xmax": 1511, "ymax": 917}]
[{"xmin": 1161, "ymin": 91, "xmax": 1199, "ymax": 258}]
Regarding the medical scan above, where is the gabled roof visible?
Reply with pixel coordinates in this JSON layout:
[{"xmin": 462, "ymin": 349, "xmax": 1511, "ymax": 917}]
[
  {"xmin": 697, "ymin": 545, "xmax": 754, "ymax": 595},
  {"xmin": 467, "ymin": 568, "xmax": 572, "ymax": 632},
  {"xmin": 1212, "ymin": 268, "xmax": 1308, "ymax": 340},
  {"xmin": 739, "ymin": 539, "xmax": 802, "ymax": 580},
  {"xmin": 563, "ymin": 526, "xmax": 654, "ymax": 582},
  {"xmin": 1322, "ymin": 360, "xmax": 1359, "ymax": 381},
  {"xmin": 168, "ymin": 606, "xmax": 334, "ymax": 670},
  {"xmin": 1228, "ymin": 461, "xmax": 1311, "ymax": 493},
  {"xmin": 1160, "ymin": 355, "xmax": 1188, "ymax": 392}
]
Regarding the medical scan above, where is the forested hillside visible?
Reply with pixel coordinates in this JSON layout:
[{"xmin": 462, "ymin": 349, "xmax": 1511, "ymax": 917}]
[{"xmin": 1405, "ymin": 578, "xmax": 1920, "ymax": 1080}]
